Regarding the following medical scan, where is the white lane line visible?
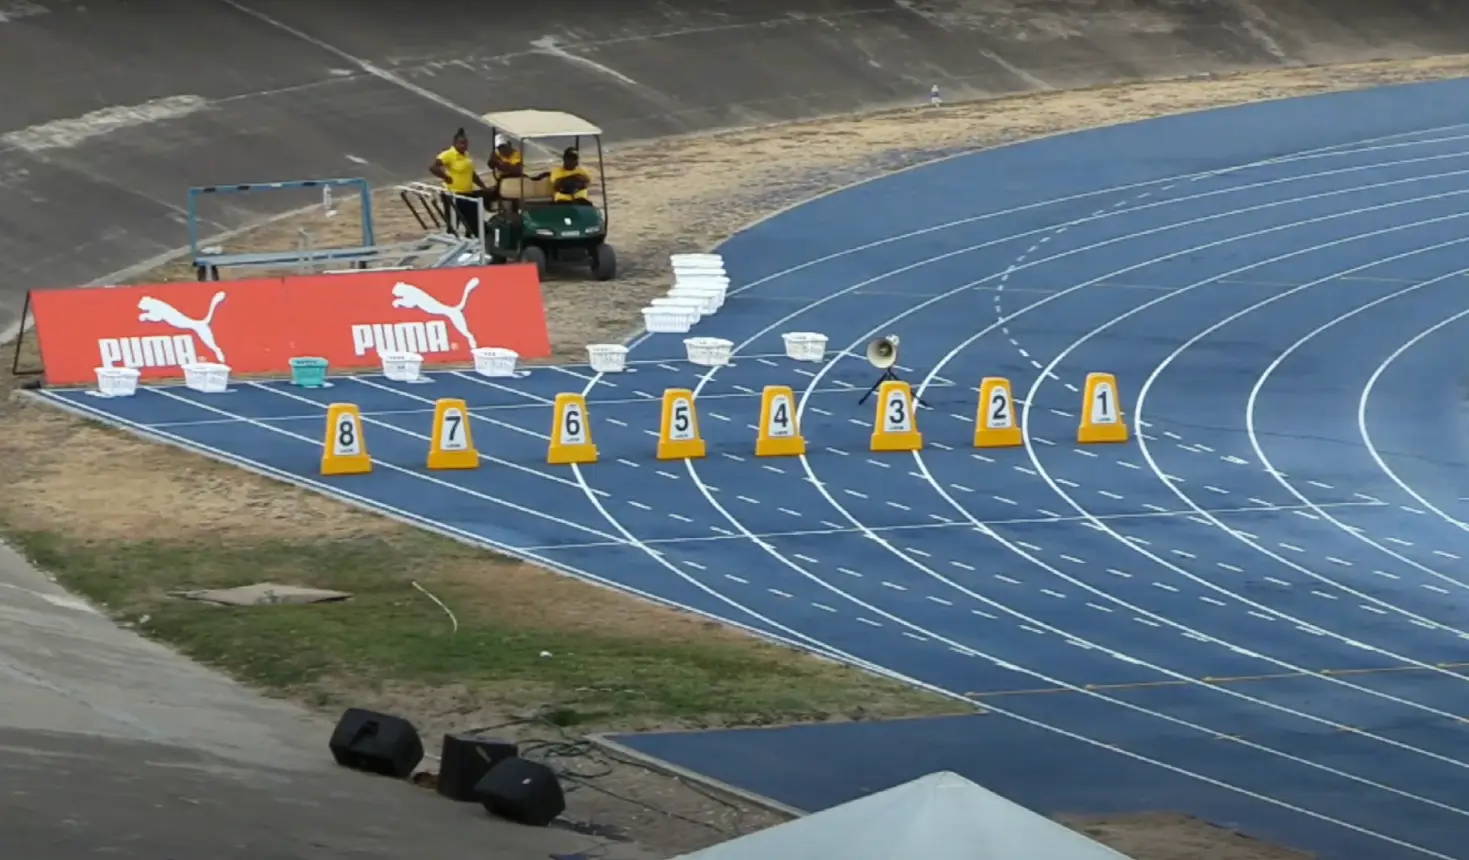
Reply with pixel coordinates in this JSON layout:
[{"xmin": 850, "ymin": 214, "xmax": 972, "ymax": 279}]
[
  {"xmin": 1362, "ymin": 309, "xmax": 1469, "ymax": 535},
  {"xmin": 1244, "ymin": 277, "xmax": 1469, "ymax": 598},
  {"xmin": 1109, "ymin": 245, "xmax": 1469, "ymax": 637}
]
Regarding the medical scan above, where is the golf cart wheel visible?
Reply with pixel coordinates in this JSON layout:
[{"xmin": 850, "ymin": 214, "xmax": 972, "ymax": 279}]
[
  {"xmin": 519, "ymin": 245, "xmax": 547, "ymax": 278},
  {"xmin": 591, "ymin": 243, "xmax": 617, "ymax": 281}
]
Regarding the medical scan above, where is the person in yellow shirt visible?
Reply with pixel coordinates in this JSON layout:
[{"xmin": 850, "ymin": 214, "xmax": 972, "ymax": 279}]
[
  {"xmin": 488, "ymin": 134, "xmax": 524, "ymax": 183},
  {"xmin": 485, "ymin": 133, "xmax": 524, "ymax": 207},
  {"xmin": 549, "ymin": 147, "xmax": 593, "ymax": 204},
  {"xmin": 428, "ymin": 128, "xmax": 487, "ymax": 237}
]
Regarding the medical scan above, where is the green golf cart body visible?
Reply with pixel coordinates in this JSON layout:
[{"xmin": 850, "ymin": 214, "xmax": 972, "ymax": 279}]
[{"xmin": 481, "ymin": 109, "xmax": 616, "ymax": 281}]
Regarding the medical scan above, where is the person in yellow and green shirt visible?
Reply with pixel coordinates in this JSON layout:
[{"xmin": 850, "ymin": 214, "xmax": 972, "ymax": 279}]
[{"xmin": 429, "ymin": 128, "xmax": 487, "ymax": 237}]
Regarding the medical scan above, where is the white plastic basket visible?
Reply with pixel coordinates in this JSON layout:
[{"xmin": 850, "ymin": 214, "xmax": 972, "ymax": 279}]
[
  {"xmin": 472, "ymin": 347, "xmax": 519, "ymax": 377},
  {"xmin": 672, "ymin": 282, "xmax": 725, "ymax": 308},
  {"xmin": 675, "ymin": 269, "xmax": 729, "ymax": 282},
  {"xmin": 651, "ymin": 295, "xmax": 705, "ymax": 319},
  {"xmin": 684, "ymin": 337, "xmax": 734, "ymax": 367},
  {"xmin": 380, "ymin": 350, "xmax": 424, "ymax": 382},
  {"xmin": 670, "ymin": 285, "xmax": 723, "ymax": 314},
  {"xmin": 782, "ymin": 332, "xmax": 829, "ymax": 362},
  {"xmin": 182, "ymin": 362, "xmax": 231, "ymax": 393},
  {"xmin": 95, "ymin": 367, "xmax": 140, "ymax": 398},
  {"xmin": 674, "ymin": 267, "xmax": 726, "ymax": 281},
  {"xmin": 671, "ymin": 253, "xmax": 723, "ymax": 267},
  {"xmin": 586, "ymin": 343, "xmax": 629, "ymax": 373},
  {"xmin": 674, "ymin": 275, "xmax": 729, "ymax": 290},
  {"xmin": 642, "ymin": 305, "xmax": 698, "ymax": 334},
  {"xmin": 674, "ymin": 261, "xmax": 725, "ymax": 274},
  {"xmin": 674, "ymin": 277, "xmax": 729, "ymax": 295},
  {"xmin": 675, "ymin": 277, "xmax": 728, "ymax": 296}
]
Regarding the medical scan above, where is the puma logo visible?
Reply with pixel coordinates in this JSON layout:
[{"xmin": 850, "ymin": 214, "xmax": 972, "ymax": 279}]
[
  {"xmin": 137, "ymin": 291, "xmax": 227, "ymax": 362},
  {"xmin": 390, "ymin": 277, "xmax": 480, "ymax": 350}
]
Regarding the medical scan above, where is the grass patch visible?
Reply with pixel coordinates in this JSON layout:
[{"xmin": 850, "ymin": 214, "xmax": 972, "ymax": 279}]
[{"xmin": 3, "ymin": 525, "xmax": 962, "ymax": 730}]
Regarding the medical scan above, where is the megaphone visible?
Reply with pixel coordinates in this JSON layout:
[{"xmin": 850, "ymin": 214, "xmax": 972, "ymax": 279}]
[{"xmin": 866, "ymin": 335, "xmax": 900, "ymax": 370}]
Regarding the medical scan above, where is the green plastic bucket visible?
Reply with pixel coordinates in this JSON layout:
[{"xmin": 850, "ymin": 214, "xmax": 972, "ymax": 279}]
[{"xmin": 289, "ymin": 357, "xmax": 329, "ymax": 388}]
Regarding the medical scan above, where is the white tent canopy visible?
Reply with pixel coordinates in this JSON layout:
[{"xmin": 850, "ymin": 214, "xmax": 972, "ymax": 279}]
[{"xmin": 671, "ymin": 771, "xmax": 1134, "ymax": 860}]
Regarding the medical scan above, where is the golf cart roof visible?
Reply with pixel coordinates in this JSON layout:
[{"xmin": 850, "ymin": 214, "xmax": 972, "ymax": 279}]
[{"xmin": 481, "ymin": 110, "xmax": 602, "ymax": 140}]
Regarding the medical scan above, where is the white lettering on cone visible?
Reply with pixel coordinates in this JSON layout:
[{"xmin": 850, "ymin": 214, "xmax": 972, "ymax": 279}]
[{"xmin": 352, "ymin": 321, "xmax": 452, "ymax": 357}]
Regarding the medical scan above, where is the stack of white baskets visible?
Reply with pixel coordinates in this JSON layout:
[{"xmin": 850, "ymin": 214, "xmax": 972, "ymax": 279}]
[
  {"xmin": 668, "ymin": 253, "xmax": 729, "ymax": 316},
  {"xmin": 641, "ymin": 252, "xmax": 731, "ymax": 335},
  {"xmin": 674, "ymin": 253, "xmax": 735, "ymax": 365}
]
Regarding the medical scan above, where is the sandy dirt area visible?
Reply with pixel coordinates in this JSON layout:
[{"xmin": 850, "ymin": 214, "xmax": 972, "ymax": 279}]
[{"xmin": 14, "ymin": 54, "xmax": 1469, "ymax": 857}]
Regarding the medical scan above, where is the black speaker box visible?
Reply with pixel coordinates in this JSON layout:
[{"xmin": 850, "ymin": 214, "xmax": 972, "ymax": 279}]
[
  {"xmin": 328, "ymin": 708, "xmax": 424, "ymax": 778},
  {"xmin": 436, "ymin": 733, "xmax": 519, "ymax": 802},
  {"xmin": 473, "ymin": 756, "xmax": 566, "ymax": 826}
]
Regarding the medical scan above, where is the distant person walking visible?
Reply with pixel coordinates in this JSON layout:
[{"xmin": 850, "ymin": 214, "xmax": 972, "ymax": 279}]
[{"xmin": 429, "ymin": 128, "xmax": 487, "ymax": 238}]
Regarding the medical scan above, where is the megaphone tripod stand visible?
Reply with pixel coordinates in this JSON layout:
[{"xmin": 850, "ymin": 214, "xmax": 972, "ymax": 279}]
[{"xmin": 859, "ymin": 367, "xmax": 931, "ymax": 407}]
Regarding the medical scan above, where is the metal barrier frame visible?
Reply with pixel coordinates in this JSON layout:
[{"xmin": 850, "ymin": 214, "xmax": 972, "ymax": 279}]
[
  {"xmin": 187, "ymin": 177, "xmax": 375, "ymax": 260},
  {"xmin": 397, "ymin": 182, "xmax": 486, "ymax": 266}
]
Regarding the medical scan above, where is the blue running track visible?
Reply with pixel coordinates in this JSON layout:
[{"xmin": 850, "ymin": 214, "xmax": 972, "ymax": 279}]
[{"xmin": 40, "ymin": 78, "xmax": 1469, "ymax": 859}]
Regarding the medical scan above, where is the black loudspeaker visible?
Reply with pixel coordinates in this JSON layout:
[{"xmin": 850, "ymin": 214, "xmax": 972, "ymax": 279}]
[
  {"xmin": 328, "ymin": 708, "xmax": 424, "ymax": 778},
  {"xmin": 473, "ymin": 757, "xmax": 566, "ymax": 826},
  {"xmin": 436, "ymin": 733, "xmax": 519, "ymax": 802}
]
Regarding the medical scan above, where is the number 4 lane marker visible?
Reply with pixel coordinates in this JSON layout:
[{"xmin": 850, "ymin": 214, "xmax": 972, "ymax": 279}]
[{"xmin": 756, "ymin": 385, "xmax": 807, "ymax": 457}]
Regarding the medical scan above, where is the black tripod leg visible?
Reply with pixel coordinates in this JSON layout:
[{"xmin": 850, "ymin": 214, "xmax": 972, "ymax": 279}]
[{"xmin": 859, "ymin": 368, "xmax": 905, "ymax": 405}]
